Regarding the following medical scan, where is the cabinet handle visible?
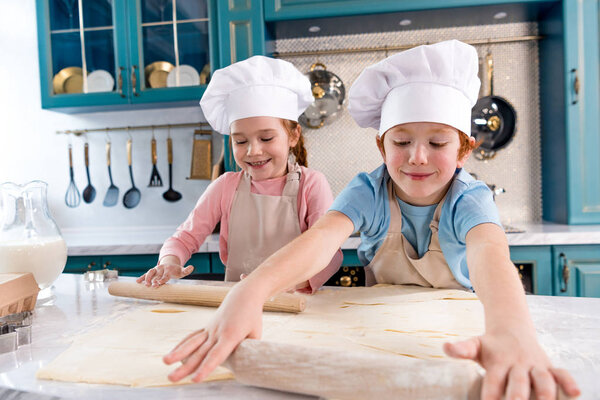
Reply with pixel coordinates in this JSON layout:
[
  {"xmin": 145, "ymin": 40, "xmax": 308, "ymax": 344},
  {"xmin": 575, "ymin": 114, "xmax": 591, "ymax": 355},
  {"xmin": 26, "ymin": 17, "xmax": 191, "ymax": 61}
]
[
  {"xmin": 339, "ymin": 276, "xmax": 352, "ymax": 287},
  {"xmin": 103, "ymin": 261, "xmax": 111, "ymax": 269},
  {"xmin": 118, "ymin": 67, "xmax": 125, "ymax": 98},
  {"xmin": 131, "ymin": 65, "xmax": 139, "ymax": 97},
  {"xmin": 559, "ymin": 253, "xmax": 570, "ymax": 292},
  {"xmin": 571, "ymin": 68, "xmax": 580, "ymax": 105}
]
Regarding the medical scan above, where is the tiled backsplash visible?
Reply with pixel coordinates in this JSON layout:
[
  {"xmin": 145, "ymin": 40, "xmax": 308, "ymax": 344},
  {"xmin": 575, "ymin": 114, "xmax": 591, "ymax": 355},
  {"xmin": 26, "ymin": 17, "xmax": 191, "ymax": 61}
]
[{"xmin": 276, "ymin": 22, "xmax": 542, "ymax": 225}]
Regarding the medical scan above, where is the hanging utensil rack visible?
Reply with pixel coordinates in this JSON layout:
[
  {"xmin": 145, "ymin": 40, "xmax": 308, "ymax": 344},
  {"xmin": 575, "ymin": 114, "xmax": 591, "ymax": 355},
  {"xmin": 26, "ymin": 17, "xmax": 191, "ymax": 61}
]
[
  {"xmin": 272, "ymin": 35, "xmax": 543, "ymax": 58},
  {"xmin": 55, "ymin": 122, "xmax": 212, "ymax": 136}
]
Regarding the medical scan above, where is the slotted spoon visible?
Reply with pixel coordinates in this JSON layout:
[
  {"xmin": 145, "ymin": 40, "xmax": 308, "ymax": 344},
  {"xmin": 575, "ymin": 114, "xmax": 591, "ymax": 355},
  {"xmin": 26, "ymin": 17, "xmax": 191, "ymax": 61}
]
[{"xmin": 148, "ymin": 134, "xmax": 163, "ymax": 187}]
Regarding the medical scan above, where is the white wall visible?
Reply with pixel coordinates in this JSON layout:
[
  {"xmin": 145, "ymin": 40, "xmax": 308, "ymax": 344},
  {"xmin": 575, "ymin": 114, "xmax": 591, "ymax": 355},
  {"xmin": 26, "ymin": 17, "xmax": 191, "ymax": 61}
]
[{"xmin": 0, "ymin": 1, "xmax": 213, "ymax": 235}]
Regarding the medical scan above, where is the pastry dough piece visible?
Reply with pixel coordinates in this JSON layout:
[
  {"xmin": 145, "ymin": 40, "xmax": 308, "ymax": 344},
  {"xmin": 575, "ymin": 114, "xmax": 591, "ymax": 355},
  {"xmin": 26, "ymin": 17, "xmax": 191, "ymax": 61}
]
[
  {"xmin": 37, "ymin": 285, "xmax": 485, "ymax": 391},
  {"xmin": 37, "ymin": 304, "xmax": 233, "ymax": 387}
]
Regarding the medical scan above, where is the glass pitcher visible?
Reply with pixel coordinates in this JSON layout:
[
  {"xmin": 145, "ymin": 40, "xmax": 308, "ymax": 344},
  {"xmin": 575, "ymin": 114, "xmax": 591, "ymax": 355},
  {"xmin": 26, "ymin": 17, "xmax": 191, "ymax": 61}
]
[{"xmin": 0, "ymin": 181, "xmax": 67, "ymax": 289}]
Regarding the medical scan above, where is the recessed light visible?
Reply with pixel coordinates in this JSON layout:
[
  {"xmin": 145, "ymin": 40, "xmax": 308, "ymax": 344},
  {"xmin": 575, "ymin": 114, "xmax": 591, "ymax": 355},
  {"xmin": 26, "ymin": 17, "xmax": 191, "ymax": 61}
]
[
  {"xmin": 399, "ymin": 19, "xmax": 412, "ymax": 26},
  {"xmin": 493, "ymin": 12, "xmax": 507, "ymax": 20},
  {"xmin": 308, "ymin": 26, "xmax": 321, "ymax": 33}
]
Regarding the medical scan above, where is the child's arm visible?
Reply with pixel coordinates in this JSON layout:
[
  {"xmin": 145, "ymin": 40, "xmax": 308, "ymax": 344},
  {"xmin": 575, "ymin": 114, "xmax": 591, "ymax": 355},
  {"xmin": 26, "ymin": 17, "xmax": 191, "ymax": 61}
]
[
  {"xmin": 444, "ymin": 222, "xmax": 580, "ymax": 399},
  {"xmin": 163, "ymin": 210, "xmax": 355, "ymax": 383}
]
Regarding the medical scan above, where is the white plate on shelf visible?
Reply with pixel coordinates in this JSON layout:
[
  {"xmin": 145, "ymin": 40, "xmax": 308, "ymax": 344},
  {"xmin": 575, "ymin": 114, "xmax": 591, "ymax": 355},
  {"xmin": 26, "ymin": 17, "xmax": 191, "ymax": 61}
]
[
  {"xmin": 166, "ymin": 65, "xmax": 200, "ymax": 87},
  {"xmin": 87, "ymin": 69, "xmax": 114, "ymax": 93}
]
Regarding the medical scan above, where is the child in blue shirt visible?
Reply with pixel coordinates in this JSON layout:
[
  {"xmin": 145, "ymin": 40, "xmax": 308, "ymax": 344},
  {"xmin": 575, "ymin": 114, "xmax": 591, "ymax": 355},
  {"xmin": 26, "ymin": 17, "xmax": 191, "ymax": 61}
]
[{"xmin": 163, "ymin": 40, "xmax": 580, "ymax": 399}]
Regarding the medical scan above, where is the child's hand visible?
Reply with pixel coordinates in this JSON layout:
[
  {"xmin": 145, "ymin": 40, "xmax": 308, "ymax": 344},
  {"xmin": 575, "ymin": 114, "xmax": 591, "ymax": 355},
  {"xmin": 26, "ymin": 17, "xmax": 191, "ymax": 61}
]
[
  {"xmin": 443, "ymin": 330, "xmax": 580, "ymax": 400},
  {"xmin": 163, "ymin": 282, "xmax": 263, "ymax": 382},
  {"xmin": 136, "ymin": 262, "xmax": 194, "ymax": 287}
]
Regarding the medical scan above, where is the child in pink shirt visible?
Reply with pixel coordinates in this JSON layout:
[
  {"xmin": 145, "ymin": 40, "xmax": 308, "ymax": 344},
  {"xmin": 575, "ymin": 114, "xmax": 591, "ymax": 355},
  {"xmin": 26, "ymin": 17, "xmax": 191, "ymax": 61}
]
[{"xmin": 137, "ymin": 56, "xmax": 342, "ymax": 293}]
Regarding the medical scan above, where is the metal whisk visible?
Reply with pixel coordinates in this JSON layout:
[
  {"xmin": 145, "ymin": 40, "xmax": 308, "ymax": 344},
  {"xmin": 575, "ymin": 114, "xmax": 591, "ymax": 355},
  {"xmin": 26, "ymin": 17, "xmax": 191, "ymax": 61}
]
[{"xmin": 65, "ymin": 143, "xmax": 81, "ymax": 208}]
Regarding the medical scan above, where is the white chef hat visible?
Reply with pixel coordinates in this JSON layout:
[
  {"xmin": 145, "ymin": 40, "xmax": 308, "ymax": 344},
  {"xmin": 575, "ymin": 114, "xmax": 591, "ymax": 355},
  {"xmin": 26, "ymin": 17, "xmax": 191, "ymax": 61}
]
[
  {"xmin": 348, "ymin": 39, "xmax": 480, "ymax": 137},
  {"xmin": 200, "ymin": 56, "xmax": 313, "ymax": 135}
]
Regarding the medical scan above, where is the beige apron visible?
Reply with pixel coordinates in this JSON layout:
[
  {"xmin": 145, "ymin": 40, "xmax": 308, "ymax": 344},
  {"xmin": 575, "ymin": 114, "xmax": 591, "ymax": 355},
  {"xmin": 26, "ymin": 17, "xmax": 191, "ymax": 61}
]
[
  {"xmin": 365, "ymin": 178, "xmax": 464, "ymax": 290},
  {"xmin": 226, "ymin": 163, "xmax": 302, "ymax": 282}
]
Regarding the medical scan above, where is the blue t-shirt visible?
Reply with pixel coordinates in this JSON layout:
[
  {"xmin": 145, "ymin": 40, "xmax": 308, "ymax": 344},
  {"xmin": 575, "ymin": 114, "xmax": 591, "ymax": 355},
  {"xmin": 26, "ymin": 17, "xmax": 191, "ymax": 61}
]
[{"xmin": 330, "ymin": 164, "xmax": 502, "ymax": 289}]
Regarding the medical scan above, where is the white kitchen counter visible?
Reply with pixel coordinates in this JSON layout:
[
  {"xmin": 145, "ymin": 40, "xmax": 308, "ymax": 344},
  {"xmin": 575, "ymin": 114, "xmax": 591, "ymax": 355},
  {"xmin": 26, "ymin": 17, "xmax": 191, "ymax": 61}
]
[
  {"xmin": 0, "ymin": 275, "xmax": 599, "ymax": 399},
  {"xmin": 62, "ymin": 222, "xmax": 600, "ymax": 256}
]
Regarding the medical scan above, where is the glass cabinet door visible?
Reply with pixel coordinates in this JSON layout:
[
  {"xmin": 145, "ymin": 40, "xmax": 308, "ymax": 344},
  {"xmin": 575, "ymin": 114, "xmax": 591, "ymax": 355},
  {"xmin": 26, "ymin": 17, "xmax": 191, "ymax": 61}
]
[
  {"xmin": 129, "ymin": 0, "xmax": 212, "ymax": 103},
  {"xmin": 44, "ymin": 0, "xmax": 129, "ymax": 104}
]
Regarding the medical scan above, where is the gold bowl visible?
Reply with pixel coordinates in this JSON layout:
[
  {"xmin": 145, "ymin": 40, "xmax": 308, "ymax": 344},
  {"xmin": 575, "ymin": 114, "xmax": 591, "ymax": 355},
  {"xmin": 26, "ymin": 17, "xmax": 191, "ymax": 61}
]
[
  {"xmin": 52, "ymin": 67, "xmax": 84, "ymax": 94},
  {"xmin": 144, "ymin": 61, "xmax": 175, "ymax": 88}
]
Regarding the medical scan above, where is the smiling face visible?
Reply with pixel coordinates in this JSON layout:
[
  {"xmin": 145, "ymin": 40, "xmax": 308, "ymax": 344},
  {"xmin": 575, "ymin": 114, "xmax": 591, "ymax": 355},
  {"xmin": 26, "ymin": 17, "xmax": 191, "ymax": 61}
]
[
  {"xmin": 230, "ymin": 116, "xmax": 299, "ymax": 181},
  {"xmin": 377, "ymin": 122, "xmax": 474, "ymax": 206}
]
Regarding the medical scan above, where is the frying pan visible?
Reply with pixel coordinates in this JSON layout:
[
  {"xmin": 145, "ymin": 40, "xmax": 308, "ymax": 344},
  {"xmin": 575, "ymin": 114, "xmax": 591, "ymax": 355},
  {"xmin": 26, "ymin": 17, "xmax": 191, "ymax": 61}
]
[
  {"xmin": 299, "ymin": 63, "xmax": 345, "ymax": 129},
  {"xmin": 471, "ymin": 52, "xmax": 517, "ymax": 160}
]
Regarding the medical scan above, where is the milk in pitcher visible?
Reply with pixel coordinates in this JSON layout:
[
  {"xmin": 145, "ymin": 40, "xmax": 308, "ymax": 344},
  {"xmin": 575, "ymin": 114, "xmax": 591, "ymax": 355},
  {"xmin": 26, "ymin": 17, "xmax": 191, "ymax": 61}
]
[{"xmin": 0, "ymin": 236, "xmax": 67, "ymax": 289}]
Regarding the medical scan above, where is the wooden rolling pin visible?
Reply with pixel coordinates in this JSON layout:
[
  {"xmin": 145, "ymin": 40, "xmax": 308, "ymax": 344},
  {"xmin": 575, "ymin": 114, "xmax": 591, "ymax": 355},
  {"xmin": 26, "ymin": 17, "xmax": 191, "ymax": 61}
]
[
  {"xmin": 107, "ymin": 281, "xmax": 305, "ymax": 313},
  {"xmin": 225, "ymin": 339, "xmax": 483, "ymax": 400}
]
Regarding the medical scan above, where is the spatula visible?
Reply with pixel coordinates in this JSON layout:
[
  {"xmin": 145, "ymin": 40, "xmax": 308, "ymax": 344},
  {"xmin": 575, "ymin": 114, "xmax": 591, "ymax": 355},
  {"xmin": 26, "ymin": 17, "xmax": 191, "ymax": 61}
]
[{"xmin": 102, "ymin": 140, "xmax": 119, "ymax": 207}]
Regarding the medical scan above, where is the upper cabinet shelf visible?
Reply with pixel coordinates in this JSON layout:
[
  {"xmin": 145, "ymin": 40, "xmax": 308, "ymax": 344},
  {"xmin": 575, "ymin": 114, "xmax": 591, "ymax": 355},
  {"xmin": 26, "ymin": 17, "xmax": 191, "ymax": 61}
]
[
  {"xmin": 264, "ymin": 0, "xmax": 558, "ymax": 21},
  {"xmin": 36, "ymin": 0, "xmax": 219, "ymax": 111}
]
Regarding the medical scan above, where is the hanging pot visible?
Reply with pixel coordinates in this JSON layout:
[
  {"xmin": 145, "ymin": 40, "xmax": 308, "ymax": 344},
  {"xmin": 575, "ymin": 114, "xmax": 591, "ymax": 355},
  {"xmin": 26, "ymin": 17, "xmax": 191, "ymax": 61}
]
[
  {"xmin": 299, "ymin": 63, "xmax": 345, "ymax": 129},
  {"xmin": 470, "ymin": 52, "xmax": 517, "ymax": 160}
]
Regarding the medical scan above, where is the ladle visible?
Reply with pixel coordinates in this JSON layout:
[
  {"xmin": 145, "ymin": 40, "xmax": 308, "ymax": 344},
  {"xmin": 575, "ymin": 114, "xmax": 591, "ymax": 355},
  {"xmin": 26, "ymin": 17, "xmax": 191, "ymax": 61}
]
[
  {"xmin": 162, "ymin": 137, "xmax": 182, "ymax": 202},
  {"xmin": 82, "ymin": 142, "xmax": 96, "ymax": 203},
  {"xmin": 123, "ymin": 139, "xmax": 141, "ymax": 208}
]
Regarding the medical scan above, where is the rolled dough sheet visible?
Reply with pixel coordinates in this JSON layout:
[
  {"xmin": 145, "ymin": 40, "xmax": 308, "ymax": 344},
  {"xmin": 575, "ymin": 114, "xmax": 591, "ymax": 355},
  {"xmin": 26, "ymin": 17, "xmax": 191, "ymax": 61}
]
[{"xmin": 37, "ymin": 285, "xmax": 484, "ymax": 388}]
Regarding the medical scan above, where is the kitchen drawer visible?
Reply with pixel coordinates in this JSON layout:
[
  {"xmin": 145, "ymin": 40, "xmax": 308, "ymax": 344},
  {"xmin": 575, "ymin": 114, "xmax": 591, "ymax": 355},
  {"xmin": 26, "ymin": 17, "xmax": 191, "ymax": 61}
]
[{"xmin": 64, "ymin": 256, "xmax": 103, "ymax": 274}]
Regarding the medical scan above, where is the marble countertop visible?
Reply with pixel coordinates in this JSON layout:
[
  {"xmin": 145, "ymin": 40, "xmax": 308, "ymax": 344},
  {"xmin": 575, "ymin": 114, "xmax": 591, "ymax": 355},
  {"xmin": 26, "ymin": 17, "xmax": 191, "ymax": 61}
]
[
  {"xmin": 62, "ymin": 222, "xmax": 600, "ymax": 256},
  {"xmin": 0, "ymin": 275, "xmax": 599, "ymax": 399}
]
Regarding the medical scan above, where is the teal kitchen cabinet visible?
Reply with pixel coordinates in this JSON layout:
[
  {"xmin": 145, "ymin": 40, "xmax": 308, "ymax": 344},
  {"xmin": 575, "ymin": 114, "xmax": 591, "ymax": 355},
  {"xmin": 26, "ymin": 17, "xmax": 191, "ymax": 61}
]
[
  {"xmin": 540, "ymin": 0, "xmax": 600, "ymax": 223},
  {"xmin": 509, "ymin": 246, "xmax": 552, "ymax": 295},
  {"xmin": 552, "ymin": 245, "xmax": 600, "ymax": 298},
  {"xmin": 209, "ymin": 253, "xmax": 225, "ymax": 274},
  {"xmin": 36, "ymin": 0, "xmax": 219, "ymax": 111},
  {"xmin": 64, "ymin": 253, "xmax": 211, "ymax": 277}
]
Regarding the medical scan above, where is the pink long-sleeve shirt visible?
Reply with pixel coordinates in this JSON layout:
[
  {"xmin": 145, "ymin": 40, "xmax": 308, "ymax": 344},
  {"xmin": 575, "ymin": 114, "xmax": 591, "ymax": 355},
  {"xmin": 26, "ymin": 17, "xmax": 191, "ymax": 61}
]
[{"xmin": 159, "ymin": 166, "xmax": 343, "ymax": 292}]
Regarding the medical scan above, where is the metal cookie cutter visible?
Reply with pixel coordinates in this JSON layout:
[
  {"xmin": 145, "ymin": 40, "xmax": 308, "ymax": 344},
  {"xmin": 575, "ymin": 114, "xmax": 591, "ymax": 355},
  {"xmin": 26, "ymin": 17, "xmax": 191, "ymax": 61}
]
[
  {"xmin": 0, "ymin": 311, "xmax": 33, "ymax": 354},
  {"xmin": 84, "ymin": 267, "xmax": 119, "ymax": 282}
]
